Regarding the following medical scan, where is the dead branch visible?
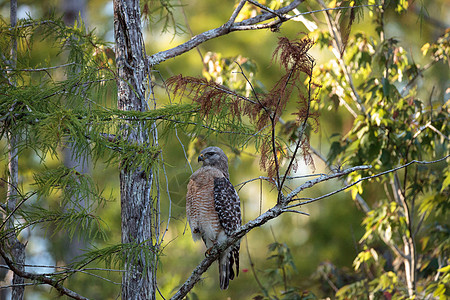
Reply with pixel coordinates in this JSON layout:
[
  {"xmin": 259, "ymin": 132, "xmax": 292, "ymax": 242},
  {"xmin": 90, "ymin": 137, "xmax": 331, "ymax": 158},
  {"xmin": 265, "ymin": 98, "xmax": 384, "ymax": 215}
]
[
  {"xmin": 148, "ymin": 0, "xmax": 304, "ymax": 65},
  {"xmin": 284, "ymin": 164, "xmax": 371, "ymax": 205},
  {"xmin": 246, "ymin": 0, "xmax": 286, "ymax": 19},
  {"xmin": 278, "ymin": 61, "xmax": 315, "ymax": 198}
]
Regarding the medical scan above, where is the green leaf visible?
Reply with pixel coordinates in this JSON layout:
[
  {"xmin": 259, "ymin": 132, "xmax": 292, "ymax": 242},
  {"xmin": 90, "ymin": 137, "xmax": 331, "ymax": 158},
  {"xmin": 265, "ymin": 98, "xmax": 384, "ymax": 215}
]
[
  {"xmin": 441, "ymin": 168, "xmax": 450, "ymax": 193},
  {"xmin": 438, "ymin": 265, "xmax": 450, "ymax": 274}
]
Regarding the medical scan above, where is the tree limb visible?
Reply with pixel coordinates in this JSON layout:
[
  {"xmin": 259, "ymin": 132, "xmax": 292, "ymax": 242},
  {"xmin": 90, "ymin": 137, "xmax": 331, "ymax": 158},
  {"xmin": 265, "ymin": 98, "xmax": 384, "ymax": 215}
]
[
  {"xmin": 0, "ymin": 246, "xmax": 89, "ymax": 300},
  {"xmin": 310, "ymin": 146, "xmax": 371, "ymax": 213},
  {"xmin": 148, "ymin": 0, "xmax": 304, "ymax": 65},
  {"xmin": 286, "ymin": 155, "xmax": 450, "ymax": 209},
  {"xmin": 284, "ymin": 165, "xmax": 371, "ymax": 204}
]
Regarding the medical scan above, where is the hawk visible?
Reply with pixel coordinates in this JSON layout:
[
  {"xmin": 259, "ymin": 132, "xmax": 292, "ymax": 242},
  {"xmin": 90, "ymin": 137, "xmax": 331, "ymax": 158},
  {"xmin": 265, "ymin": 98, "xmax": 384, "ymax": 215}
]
[{"xmin": 186, "ymin": 146, "xmax": 241, "ymax": 290}]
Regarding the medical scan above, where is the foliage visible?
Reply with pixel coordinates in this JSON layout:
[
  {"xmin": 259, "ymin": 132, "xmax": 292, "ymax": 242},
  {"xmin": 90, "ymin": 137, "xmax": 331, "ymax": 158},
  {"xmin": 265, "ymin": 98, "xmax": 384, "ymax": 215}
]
[
  {"xmin": 312, "ymin": 1, "xmax": 450, "ymax": 299},
  {"xmin": 167, "ymin": 35, "xmax": 319, "ymax": 178},
  {"xmin": 256, "ymin": 241, "xmax": 318, "ymax": 300},
  {"xmin": 141, "ymin": 0, "xmax": 185, "ymax": 34}
]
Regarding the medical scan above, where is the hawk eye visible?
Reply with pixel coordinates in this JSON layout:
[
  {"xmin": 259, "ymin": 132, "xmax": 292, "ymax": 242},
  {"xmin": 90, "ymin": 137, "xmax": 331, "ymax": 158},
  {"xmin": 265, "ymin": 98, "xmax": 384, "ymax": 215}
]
[{"xmin": 206, "ymin": 152, "xmax": 215, "ymax": 157}]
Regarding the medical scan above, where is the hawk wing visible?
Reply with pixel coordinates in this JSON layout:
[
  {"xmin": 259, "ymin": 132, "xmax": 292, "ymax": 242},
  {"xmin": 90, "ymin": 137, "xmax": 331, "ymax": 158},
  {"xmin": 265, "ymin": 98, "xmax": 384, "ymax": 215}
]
[
  {"xmin": 213, "ymin": 177, "xmax": 241, "ymax": 288},
  {"xmin": 213, "ymin": 177, "xmax": 241, "ymax": 235}
]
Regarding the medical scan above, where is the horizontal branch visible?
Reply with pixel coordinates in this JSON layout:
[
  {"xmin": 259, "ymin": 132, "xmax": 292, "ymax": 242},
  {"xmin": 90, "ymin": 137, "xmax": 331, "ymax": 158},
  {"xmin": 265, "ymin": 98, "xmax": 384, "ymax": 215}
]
[
  {"xmin": 235, "ymin": 173, "xmax": 326, "ymax": 190},
  {"xmin": 0, "ymin": 282, "xmax": 38, "ymax": 290},
  {"xmin": 148, "ymin": 0, "xmax": 304, "ymax": 65},
  {"xmin": 291, "ymin": 4, "xmax": 379, "ymax": 18},
  {"xmin": 3, "ymin": 62, "xmax": 76, "ymax": 72},
  {"xmin": 310, "ymin": 146, "xmax": 371, "ymax": 213},
  {"xmin": 148, "ymin": 2, "xmax": 378, "ymax": 66},
  {"xmin": 0, "ymin": 246, "xmax": 89, "ymax": 300},
  {"xmin": 0, "ymin": 263, "xmax": 124, "ymax": 273},
  {"xmin": 284, "ymin": 165, "xmax": 372, "ymax": 203},
  {"xmin": 286, "ymin": 155, "xmax": 450, "ymax": 209}
]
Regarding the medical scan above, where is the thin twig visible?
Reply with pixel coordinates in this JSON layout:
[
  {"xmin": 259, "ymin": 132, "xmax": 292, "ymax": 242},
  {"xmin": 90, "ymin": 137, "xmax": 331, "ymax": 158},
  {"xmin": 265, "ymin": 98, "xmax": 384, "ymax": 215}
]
[
  {"xmin": 0, "ymin": 263, "xmax": 124, "ymax": 272},
  {"xmin": 281, "ymin": 209, "xmax": 310, "ymax": 216},
  {"xmin": 0, "ymin": 180, "xmax": 36, "ymax": 231},
  {"xmin": 0, "ymin": 283, "xmax": 38, "ymax": 289},
  {"xmin": 285, "ymin": 165, "xmax": 372, "ymax": 203},
  {"xmin": 247, "ymin": 0, "xmax": 285, "ymax": 19},
  {"xmin": 224, "ymin": 0, "xmax": 248, "ymax": 28},
  {"xmin": 291, "ymin": 4, "xmax": 378, "ymax": 18},
  {"xmin": 310, "ymin": 146, "xmax": 371, "ymax": 213},
  {"xmin": 244, "ymin": 235, "xmax": 267, "ymax": 294},
  {"xmin": 272, "ymin": 68, "xmax": 296, "ymax": 192},
  {"xmin": 178, "ymin": 0, "xmax": 206, "ymax": 69},
  {"xmin": 3, "ymin": 62, "xmax": 76, "ymax": 72},
  {"xmin": 279, "ymin": 62, "xmax": 315, "ymax": 198}
]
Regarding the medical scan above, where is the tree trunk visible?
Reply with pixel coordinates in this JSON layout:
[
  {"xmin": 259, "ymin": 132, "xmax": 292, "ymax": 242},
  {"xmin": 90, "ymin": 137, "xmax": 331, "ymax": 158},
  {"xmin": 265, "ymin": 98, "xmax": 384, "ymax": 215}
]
[{"xmin": 113, "ymin": 0, "xmax": 156, "ymax": 298}]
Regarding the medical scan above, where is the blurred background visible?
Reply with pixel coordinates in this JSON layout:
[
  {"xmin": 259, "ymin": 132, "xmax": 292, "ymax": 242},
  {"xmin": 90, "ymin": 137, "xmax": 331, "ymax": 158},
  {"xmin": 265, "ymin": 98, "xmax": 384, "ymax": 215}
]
[{"xmin": 0, "ymin": 0, "xmax": 448, "ymax": 299}]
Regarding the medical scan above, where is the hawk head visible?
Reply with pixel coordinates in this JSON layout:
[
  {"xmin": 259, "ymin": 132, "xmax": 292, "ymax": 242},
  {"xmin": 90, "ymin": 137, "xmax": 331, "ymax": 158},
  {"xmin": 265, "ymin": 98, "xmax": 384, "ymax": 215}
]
[{"xmin": 198, "ymin": 146, "xmax": 229, "ymax": 177}]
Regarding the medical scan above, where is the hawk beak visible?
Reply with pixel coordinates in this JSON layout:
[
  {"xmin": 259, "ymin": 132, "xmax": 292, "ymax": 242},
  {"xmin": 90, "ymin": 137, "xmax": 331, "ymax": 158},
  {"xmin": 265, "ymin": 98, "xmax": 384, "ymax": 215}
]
[{"xmin": 198, "ymin": 154, "xmax": 204, "ymax": 162}]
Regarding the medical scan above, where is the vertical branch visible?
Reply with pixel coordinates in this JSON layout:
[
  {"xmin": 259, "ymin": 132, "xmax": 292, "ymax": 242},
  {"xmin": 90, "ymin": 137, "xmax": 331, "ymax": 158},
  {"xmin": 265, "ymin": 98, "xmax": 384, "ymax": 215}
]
[
  {"xmin": 316, "ymin": 0, "xmax": 366, "ymax": 114},
  {"xmin": 393, "ymin": 172, "xmax": 417, "ymax": 297},
  {"xmin": 271, "ymin": 115, "xmax": 282, "ymax": 190},
  {"xmin": 5, "ymin": 1, "xmax": 26, "ymax": 299},
  {"xmin": 113, "ymin": 0, "xmax": 156, "ymax": 298},
  {"xmin": 245, "ymin": 236, "xmax": 267, "ymax": 295},
  {"xmin": 279, "ymin": 61, "xmax": 315, "ymax": 198}
]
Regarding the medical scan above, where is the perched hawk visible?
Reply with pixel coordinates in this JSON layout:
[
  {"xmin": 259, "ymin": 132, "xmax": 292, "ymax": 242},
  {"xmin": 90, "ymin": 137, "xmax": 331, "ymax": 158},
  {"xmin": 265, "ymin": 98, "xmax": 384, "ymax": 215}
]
[{"xmin": 186, "ymin": 146, "xmax": 241, "ymax": 290}]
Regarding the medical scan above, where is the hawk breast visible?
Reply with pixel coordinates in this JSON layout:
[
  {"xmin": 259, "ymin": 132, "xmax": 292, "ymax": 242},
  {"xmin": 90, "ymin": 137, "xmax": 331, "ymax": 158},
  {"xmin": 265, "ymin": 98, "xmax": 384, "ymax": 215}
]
[{"xmin": 186, "ymin": 166, "xmax": 225, "ymax": 246}]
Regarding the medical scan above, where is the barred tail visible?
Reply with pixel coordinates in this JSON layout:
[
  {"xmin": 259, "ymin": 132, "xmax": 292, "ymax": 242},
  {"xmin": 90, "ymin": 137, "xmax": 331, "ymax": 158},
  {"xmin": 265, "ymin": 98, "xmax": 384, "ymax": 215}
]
[{"xmin": 219, "ymin": 244, "xmax": 239, "ymax": 290}]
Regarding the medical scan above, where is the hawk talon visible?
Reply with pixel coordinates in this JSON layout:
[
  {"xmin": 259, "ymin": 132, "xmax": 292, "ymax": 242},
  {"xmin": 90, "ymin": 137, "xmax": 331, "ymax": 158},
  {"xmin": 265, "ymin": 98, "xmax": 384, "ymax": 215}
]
[{"xmin": 205, "ymin": 247, "xmax": 213, "ymax": 257}]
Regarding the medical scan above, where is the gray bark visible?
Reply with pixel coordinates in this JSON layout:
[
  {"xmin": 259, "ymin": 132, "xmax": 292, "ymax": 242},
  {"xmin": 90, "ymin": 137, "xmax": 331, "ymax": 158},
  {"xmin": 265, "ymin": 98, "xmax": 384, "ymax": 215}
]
[
  {"xmin": 113, "ymin": 0, "xmax": 156, "ymax": 298},
  {"xmin": 148, "ymin": 0, "xmax": 304, "ymax": 66}
]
